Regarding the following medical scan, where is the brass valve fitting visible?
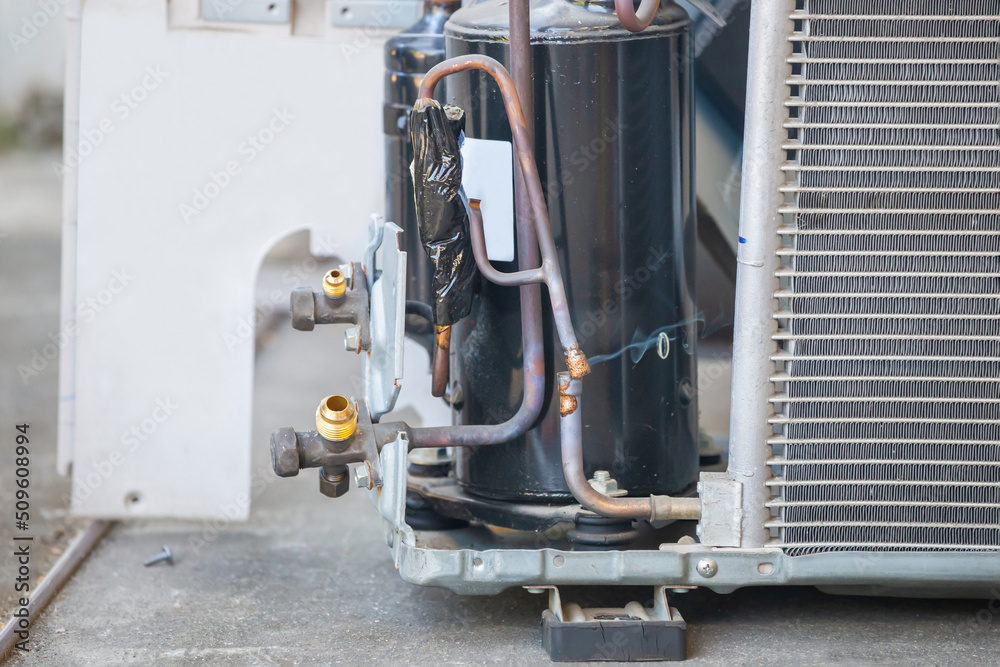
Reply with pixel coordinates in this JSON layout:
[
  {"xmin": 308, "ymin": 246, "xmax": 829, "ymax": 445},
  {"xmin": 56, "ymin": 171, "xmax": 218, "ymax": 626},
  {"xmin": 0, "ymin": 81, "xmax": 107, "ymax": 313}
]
[{"xmin": 315, "ymin": 395, "xmax": 358, "ymax": 441}]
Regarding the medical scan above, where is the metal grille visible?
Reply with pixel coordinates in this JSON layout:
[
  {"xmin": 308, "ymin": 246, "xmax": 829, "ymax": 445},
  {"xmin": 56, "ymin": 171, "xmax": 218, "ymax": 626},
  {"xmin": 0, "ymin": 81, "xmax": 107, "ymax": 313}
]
[{"xmin": 768, "ymin": 0, "xmax": 1000, "ymax": 554}]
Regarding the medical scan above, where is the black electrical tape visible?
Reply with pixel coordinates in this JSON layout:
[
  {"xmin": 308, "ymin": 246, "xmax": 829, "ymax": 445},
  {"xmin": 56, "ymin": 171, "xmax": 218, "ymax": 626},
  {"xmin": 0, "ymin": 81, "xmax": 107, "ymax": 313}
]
[{"xmin": 409, "ymin": 99, "xmax": 477, "ymax": 327}]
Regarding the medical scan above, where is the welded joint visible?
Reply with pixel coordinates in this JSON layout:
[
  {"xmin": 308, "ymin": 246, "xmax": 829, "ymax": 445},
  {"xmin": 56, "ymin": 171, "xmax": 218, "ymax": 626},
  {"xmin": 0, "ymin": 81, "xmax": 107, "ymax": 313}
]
[
  {"xmin": 564, "ymin": 344, "xmax": 591, "ymax": 380},
  {"xmin": 558, "ymin": 373, "xmax": 578, "ymax": 417}
]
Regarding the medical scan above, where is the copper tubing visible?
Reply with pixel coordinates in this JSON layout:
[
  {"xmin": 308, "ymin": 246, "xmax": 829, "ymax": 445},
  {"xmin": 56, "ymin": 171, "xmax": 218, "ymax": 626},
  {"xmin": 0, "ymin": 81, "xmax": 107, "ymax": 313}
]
[
  {"xmin": 469, "ymin": 202, "xmax": 544, "ymax": 286},
  {"xmin": 430, "ymin": 326, "xmax": 451, "ymax": 398},
  {"xmin": 417, "ymin": 55, "xmax": 589, "ymax": 380},
  {"xmin": 558, "ymin": 373, "xmax": 701, "ymax": 521},
  {"xmin": 615, "ymin": 0, "xmax": 659, "ymax": 32},
  {"xmin": 411, "ymin": 184, "xmax": 546, "ymax": 447}
]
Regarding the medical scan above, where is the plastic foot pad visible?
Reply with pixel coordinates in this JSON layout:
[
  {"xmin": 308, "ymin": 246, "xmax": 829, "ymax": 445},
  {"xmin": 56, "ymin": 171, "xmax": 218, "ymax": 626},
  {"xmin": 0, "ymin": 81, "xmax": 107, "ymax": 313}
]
[{"xmin": 541, "ymin": 610, "xmax": 687, "ymax": 662}]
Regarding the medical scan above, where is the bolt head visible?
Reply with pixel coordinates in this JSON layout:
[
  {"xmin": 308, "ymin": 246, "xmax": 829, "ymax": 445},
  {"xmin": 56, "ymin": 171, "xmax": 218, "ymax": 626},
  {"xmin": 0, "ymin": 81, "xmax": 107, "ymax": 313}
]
[
  {"xmin": 270, "ymin": 427, "xmax": 300, "ymax": 477},
  {"xmin": 353, "ymin": 463, "xmax": 372, "ymax": 489},
  {"xmin": 344, "ymin": 326, "xmax": 361, "ymax": 353},
  {"xmin": 290, "ymin": 287, "xmax": 316, "ymax": 331},
  {"xmin": 696, "ymin": 558, "xmax": 718, "ymax": 578},
  {"xmin": 319, "ymin": 467, "xmax": 351, "ymax": 498}
]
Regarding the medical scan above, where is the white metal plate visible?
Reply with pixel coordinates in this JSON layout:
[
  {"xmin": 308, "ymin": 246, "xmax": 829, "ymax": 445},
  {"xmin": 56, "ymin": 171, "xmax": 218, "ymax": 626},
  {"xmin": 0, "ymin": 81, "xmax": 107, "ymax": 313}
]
[
  {"xmin": 62, "ymin": 0, "xmax": 393, "ymax": 519},
  {"xmin": 461, "ymin": 138, "xmax": 514, "ymax": 262}
]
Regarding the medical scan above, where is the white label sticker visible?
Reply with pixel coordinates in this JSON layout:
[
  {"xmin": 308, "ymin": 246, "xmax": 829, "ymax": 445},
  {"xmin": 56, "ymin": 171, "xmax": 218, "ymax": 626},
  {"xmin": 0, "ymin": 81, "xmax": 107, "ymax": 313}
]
[{"xmin": 461, "ymin": 137, "xmax": 515, "ymax": 262}]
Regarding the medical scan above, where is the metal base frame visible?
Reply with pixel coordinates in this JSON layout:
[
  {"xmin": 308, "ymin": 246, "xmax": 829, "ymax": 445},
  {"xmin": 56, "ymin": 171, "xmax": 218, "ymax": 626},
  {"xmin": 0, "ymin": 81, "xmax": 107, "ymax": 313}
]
[{"xmin": 369, "ymin": 438, "xmax": 1000, "ymax": 597}]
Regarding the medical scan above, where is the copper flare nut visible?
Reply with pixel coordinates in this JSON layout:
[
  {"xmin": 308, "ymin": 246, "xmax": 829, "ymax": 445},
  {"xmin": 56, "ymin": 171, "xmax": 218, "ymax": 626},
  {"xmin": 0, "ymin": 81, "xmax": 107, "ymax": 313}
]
[
  {"xmin": 558, "ymin": 374, "xmax": 578, "ymax": 417},
  {"xmin": 323, "ymin": 269, "xmax": 347, "ymax": 298},
  {"xmin": 315, "ymin": 395, "xmax": 358, "ymax": 441},
  {"xmin": 565, "ymin": 344, "xmax": 591, "ymax": 380}
]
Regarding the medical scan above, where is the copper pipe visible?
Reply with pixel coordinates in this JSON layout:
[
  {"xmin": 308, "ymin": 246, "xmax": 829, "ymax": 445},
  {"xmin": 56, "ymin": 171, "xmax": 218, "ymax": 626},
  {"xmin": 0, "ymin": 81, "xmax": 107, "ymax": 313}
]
[
  {"xmin": 559, "ymin": 373, "xmax": 701, "ymax": 521},
  {"xmin": 410, "ymin": 197, "xmax": 547, "ymax": 446},
  {"xmin": 417, "ymin": 55, "xmax": 590, "ymax": 380},
  {"xmin": 430, "ymin": 326, "xmax": 451, "ymax": 398},
  {"xmin": 615, "ymin": 0, "xmax": 659, "ymax": 32},
  {"xmin": 468, "ymin": 201, "xmax": 544, "ymax": 286},
  {"xmin": 509, "ymin": 0, "xmax": 532, "ymax": 145}
]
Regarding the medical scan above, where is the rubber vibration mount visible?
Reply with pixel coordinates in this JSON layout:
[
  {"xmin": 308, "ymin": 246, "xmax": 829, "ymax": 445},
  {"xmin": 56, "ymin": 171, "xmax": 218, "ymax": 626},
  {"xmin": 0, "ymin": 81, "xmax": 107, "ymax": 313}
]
[
  {"xmin": 541, "ymin": 610, "xmax": 687, "ymax": 662},
  {"xmin": 530, "ymin": 586, "xmax": 687, "ymax": 662}
]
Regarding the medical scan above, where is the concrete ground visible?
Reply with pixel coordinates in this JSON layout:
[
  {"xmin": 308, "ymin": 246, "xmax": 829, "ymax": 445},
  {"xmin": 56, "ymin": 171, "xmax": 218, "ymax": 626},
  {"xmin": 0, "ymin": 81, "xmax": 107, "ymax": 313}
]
[{"xmin": 3, "ymin": 149, "xmax": 1000, "ymax": 665}]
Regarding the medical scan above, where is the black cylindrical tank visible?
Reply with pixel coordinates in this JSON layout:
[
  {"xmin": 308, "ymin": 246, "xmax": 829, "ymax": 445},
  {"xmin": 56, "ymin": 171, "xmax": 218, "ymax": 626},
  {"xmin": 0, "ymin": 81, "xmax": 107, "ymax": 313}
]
[
  {"xmin": 446, "ymin": 0, "xmax": 699, "ymax": 503},
  {"xmin": 385, "ymin": 0, "xmax": 461, "ymax": 302}
]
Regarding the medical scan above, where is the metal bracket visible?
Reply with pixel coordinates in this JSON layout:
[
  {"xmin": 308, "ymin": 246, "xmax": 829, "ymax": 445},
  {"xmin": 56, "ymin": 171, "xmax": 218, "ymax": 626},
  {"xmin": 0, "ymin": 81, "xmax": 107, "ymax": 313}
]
[
  {"xmin": 697, "ymin": 472, "xmax": 743, "ymax": 548},
  {"xmin": 365, "ymin": 220, "xmax": 406, "ymax": 420},
  {"xmin": 526, "ymin": 585, "xmax": 687, "ymax": 662},
  {"xmin": 329, "ymin": 0, "xmax": 422, "ymax": 29},
  {"xmin": 201, "ymin": 0, "xmax": 292, "ymax": 23}
]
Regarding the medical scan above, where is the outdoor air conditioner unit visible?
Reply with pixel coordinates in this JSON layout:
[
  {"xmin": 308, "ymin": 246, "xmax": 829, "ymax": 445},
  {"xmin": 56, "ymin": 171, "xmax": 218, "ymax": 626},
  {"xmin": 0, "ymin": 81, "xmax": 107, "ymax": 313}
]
[{"xmin": 268, "ymin": 0, "xmax": 1000, "ymax": 661}]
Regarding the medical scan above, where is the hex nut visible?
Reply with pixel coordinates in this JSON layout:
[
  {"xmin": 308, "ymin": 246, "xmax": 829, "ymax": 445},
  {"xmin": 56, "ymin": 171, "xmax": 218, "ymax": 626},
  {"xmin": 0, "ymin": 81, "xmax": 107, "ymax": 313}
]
[
  {"xmin": 270, "ymin": 427, "xmax": 300, "ymax": 477},
  {"xmin": 290, "ymin": 287, "xmax": 316, "ymax": 331},
  {"xmin": 344, "ymin": 326, "xmax": 361, "ymax": 353},
  {"xmin": 319, "ymin": 467, "xmax": 350, "ymax": 498},
  {"xmin": 587, "ymin": 471, "xmax": 627, "ymax": 498},
  {"xmin": 354, "ymin": 463, "xmax": 372, "ymax": 490}
]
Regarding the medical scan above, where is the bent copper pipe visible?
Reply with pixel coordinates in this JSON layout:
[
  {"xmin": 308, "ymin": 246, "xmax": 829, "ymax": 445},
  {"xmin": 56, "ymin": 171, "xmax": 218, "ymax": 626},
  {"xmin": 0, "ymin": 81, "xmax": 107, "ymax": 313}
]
[
  {"xmin": 417, "ymin": 55, "xmax": 590, "ymax": 381},
  {"xmin": 411, "ymin": 201, "xmax": 546, "ymax": 446},
  {"xmin": 558, "ymin": 373, "xmax": 702, "ymax": 521},
  {"xmin": 468, "ymin": 201, "xmax": 544, "ymax": 286},
  {"xmin": 615, "ymin": 0, "xmax": 659, "ymax": 32},
  {"xmin": 430, "ymin": 326, "xmax": 451, "ymax": 398}
]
